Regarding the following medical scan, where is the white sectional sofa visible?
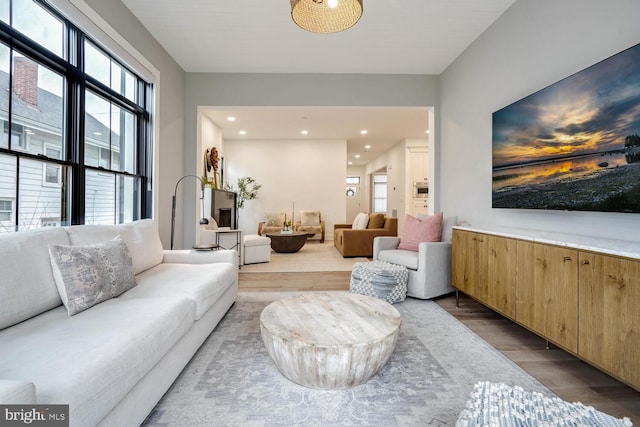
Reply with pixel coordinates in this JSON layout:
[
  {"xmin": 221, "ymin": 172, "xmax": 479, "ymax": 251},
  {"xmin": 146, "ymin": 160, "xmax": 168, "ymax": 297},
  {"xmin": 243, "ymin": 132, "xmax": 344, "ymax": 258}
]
[{"xmin": 0, "ymin": 219, "xmax": 238, "ymax": 427}]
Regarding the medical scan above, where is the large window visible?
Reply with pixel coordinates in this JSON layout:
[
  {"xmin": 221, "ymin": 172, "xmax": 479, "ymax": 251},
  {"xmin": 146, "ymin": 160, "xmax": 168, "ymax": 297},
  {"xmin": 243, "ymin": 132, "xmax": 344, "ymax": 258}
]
[
  {"xmin": 372, "ymin": 174, "xmax": 387, "ymax": 213},
  {"xmin": 0, "ymin": 0, "xmax": 153, "ymax": 232}
]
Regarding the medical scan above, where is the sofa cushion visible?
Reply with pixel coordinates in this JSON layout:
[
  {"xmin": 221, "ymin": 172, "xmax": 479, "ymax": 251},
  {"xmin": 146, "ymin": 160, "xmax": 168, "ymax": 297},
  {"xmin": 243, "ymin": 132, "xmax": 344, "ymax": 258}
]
[
  {"xmin": 0, "ymin": 228, "xmax": 68, "ymax": 330},
  {"xmin": 418, "ymin": 214, "xmax": 458, "ymax": 243},
  {"xmin": 298, "ymin": 225, "xmax": 322, "ymax": 233},
  {"xmin": 64, "ymin": 219, "xmax": 163, "ymax": 275},
  {"xmin": 352, "ymin": 212, "xmax": 369, "ymax": 229},
  {"xmin": 398, "ymin": 212, "xmax": 443, "ymax": 251},
  {"xmin": 264, "ymin": 211, "xmax": 286, "ymax": 227},
  {"xmin": 123, "ymin": 262, "xmax": 236, "ymax": 320},
  {"xmin": 300, "ymin": 210, "xmax": 320, "ymax": 226},
  {"xmin": 0, "ymin": 297, "xmax": 195, "ymax": 427},
  {"xmin": 367, "ymin": 213, "xmax": 385, "ymax": 229},
  {"xmin": 261, "ymin": 226, "xmax": 284, "ymax": 234},
  {"xmin": 378, "ymin": 249, "xmax": 419, "ymax": 270},
  {"xmin": 48, "ymin": 237, "xmax": 137, "ymax": 316}
]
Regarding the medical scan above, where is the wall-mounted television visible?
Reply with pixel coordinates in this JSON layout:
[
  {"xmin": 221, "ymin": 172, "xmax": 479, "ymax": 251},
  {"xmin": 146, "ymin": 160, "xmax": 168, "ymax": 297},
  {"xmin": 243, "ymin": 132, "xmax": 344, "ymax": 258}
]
[{"xmin": 492, "ymin": 43, "xmax": 640, "ymax": 214}]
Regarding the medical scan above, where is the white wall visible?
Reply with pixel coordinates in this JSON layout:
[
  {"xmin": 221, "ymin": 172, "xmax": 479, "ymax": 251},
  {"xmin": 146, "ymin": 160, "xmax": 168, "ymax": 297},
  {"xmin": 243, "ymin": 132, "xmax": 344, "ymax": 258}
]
[
  {"xmin": 223, "ymin": 139, "xmax": 346, "ymax": 238},
  {"xmin": 439, "ymin": 0, "xmax": 640, "ymax": 241}
]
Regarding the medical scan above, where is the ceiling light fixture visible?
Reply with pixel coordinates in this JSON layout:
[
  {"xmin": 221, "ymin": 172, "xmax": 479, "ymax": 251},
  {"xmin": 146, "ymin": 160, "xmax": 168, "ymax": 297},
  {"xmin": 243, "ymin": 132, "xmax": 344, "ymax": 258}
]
[
  {"xmin": 290, "ymin": 0, "xmax": 363, "ymax": 34},
  {"xmin": 239, "ymin": 130, "xmax": 247, "ymax": 135},
  {"xmin": 227, "ymin": 116, "xmax": 236, "ymax": 122},
  {"xmin": 360, "ymin": 130, "xmax": 367, "ymax": 135},
  {"xmin": 301, "ymin": 130, "xmax": 309, "ymax": 135}
]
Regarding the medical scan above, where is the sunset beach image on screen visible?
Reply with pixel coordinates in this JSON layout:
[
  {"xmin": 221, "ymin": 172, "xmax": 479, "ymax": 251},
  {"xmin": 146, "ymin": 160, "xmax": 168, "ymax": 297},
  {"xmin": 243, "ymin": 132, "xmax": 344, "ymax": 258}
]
[{"xmin": 492, "ymin": 43, "xmax": 640, "ymax": 213}]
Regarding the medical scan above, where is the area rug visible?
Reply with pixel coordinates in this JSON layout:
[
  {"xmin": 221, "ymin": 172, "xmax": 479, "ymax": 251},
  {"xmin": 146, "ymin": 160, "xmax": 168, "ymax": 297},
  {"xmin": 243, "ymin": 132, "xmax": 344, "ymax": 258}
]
[
  {"xmin": 240, "ymin": 242, "xmax": 368, "ymax": 273},
  {"xmin": 142, "ymin": 292, "xmax": 553, "ymax": 427}
]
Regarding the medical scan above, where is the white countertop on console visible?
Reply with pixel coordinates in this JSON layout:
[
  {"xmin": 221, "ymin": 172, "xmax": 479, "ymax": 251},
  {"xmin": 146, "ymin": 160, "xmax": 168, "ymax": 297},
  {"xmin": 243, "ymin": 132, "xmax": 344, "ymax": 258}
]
[{"xmin": 453, "ymin": 225, "xmax": 640, "ymax": 260}]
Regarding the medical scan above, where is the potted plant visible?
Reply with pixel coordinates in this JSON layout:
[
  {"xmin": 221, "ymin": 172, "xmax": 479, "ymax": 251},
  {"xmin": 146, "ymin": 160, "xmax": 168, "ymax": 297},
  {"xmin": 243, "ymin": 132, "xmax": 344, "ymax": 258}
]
[
  {"xmin": 226, "ymin": 177, "xmax": 261, "ymax": 208},
  {"xmin": 225, "ymin": 177, "xmax": 261, "ymax": 227}
]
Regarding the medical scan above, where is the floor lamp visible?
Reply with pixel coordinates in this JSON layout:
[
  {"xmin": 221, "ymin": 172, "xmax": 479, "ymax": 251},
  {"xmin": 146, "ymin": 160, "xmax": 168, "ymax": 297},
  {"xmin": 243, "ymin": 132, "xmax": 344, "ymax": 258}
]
[{"xmin": 170, "ymin": 175, "xmax": 209, "ymax": 250}]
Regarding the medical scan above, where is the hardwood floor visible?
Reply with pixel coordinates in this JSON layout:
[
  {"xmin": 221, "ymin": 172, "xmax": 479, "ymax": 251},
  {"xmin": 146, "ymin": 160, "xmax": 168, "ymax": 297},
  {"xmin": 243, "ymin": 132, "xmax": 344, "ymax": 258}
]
[
  {"xmin": 238, "ymin": 271, "xmax": 640, "ymax": 422},
  {"xmin": 239, "ymin": 271, "xmax": 351, "ymax": 292},
  {"xmin": 436, "ymin": 293, "xmax": 640, "ymax": 422}
]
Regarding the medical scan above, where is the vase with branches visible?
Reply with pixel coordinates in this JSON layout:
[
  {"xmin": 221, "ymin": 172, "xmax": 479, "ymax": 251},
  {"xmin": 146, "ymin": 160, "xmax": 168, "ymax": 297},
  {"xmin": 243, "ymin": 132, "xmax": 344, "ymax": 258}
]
[{"xmin": 225, "ymin": 176, "xmax": 261, "ymax": 209}]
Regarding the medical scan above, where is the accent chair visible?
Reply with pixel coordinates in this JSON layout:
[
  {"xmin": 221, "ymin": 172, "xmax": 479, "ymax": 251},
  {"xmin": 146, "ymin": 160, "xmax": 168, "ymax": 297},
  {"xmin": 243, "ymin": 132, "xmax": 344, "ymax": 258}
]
[
  {"xmin": 373, "ymin": 215, "xmax": 457, "ymax": 299},
  {"xmin": 295, "ymin": 210, "xmax": 325, "ymax": 242},
  {"xmin": 258, "ymin": 211, "xmax": 286, "ymax": 236}
]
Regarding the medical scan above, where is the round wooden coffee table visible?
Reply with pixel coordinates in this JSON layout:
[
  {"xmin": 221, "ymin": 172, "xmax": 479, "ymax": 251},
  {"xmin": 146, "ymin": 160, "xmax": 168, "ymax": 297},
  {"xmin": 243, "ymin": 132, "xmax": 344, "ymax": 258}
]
[
  {"xmin": 265, "ymin": 231, "xmax": 308, "ymax": 253},
  {"xmin": 260, "ymin": 292, "xmax": 401, "ymax": 389}
]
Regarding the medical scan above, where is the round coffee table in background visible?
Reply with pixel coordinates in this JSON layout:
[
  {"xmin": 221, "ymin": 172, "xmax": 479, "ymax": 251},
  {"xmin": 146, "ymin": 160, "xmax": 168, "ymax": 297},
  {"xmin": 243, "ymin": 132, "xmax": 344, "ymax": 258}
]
[
  {"xmin": 265, "ymin": 231, "xmax": 309, "ymax": 253},
  {"xmin": 260, "ymin": 291, "xmax": 402, "ymax": 389}
]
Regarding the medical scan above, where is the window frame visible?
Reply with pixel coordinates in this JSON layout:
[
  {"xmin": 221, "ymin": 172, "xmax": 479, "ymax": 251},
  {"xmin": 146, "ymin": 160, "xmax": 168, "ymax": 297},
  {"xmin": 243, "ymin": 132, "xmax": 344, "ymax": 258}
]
[
  {"xmin": 0, "ymin": 199, "xmax": 14, "ymax": 222},
  {"xmin": 0, "ymin": 0, "xmax": 153, "ymax": 232},
  {"xmin": 372, "ymin": 173, "xmax": 387, "ymax": 214}
]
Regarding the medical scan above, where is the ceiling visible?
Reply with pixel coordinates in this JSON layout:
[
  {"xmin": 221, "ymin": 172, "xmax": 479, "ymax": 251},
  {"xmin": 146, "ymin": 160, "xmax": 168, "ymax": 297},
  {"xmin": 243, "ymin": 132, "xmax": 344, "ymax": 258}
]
[{"xmin": 122, "ymin": 0, "xmax": 515, "ymax": 165}]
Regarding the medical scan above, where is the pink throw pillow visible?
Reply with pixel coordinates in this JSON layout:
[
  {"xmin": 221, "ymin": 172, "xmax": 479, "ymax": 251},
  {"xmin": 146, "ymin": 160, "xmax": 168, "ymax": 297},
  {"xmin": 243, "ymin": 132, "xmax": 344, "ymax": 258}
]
[{"xmin": 397, "ymin": 212, "xmax": 443, "ymax": 251}]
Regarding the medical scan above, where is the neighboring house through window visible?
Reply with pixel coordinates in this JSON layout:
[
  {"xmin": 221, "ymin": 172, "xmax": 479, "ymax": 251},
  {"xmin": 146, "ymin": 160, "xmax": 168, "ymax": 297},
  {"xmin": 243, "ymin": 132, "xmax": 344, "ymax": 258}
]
[{"xmin": 0, "ymin": 0, "xmax": 153, "ymax": 232}]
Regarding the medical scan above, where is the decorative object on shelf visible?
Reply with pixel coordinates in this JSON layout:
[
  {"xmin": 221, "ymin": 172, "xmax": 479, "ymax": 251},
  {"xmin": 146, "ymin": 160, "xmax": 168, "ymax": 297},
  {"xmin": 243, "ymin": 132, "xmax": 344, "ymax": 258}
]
[
  {"xmin": 290, "ymin": 0, "xmax": 363, "ymax": 34},
  {"xmin": 170, "ymin": 175, "xmax": 209, "ymax": 250},
  {"xmin": 282, "ymin": 217, "xmax": 293, "ymax": 233},
  {"xmin": 204, "ymin": 147, "xmax": 220, "ymax": 188},
  {"xmin": 192, "ymin": 243, "xmax": 219, "ymax": 251}
]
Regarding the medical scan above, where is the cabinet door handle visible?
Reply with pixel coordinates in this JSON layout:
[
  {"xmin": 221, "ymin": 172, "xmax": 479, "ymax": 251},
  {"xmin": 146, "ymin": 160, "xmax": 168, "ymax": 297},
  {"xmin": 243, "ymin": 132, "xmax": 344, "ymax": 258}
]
[
  {"xmin": 563, "ymin": 256, "xmax": 572, "ymax": 261},
  {"xmin": 581, "ymin": 259, "xmax": 590, "ymax": 265}
]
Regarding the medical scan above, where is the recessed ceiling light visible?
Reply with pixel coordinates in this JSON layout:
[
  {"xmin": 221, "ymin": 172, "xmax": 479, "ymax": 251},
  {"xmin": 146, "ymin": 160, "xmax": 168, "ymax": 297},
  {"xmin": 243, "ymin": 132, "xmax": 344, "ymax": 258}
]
[
  {"xmin": 355, "ymin": 154, "xmax": 360, "ymax": 158},
  {"xmin": 301, "ymin": 130, "xmax": 308, "ymax": 135},
  {"xmin": 239, "ymin": 130, "xmax": 246, "ymax": 135},
  {"xmin": 425, "ymin": 130, "xmax": 430, "ymax": 134},
  {"xmin": 364, "ymin": 145, "xmax": 371, "ymax": 149},
  {"xmin": 227, "ymin": 116, "xmax": 236, "ymax": 122},
  {"xmin": 360, "ymin": 130, "xmax": 368, "ymax": 135},
  {"xmin": 348, "ymin": 161, "xmax": 353, "ymax": 165}
]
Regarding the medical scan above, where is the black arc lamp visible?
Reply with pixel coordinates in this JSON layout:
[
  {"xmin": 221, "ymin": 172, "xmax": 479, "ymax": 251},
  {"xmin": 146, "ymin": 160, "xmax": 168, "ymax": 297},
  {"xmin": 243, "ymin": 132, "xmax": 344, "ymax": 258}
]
[{"xmin": 170, "ymin": 175, "xmax": 209, "ymax": 250}]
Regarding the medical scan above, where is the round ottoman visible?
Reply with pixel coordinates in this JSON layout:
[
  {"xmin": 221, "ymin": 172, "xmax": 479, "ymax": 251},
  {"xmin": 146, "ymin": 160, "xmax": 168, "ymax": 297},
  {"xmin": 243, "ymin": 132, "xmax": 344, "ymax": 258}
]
[{"xmin": 350, "ymin": 260, "xmax": 408, "ymax": 304}]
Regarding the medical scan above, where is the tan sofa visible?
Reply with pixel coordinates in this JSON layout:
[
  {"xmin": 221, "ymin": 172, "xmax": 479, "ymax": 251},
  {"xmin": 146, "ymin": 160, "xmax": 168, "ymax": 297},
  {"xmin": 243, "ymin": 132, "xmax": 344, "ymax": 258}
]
[{"xmin": 334, "ymin": 217, "xmax": 398, "ymax": 257}]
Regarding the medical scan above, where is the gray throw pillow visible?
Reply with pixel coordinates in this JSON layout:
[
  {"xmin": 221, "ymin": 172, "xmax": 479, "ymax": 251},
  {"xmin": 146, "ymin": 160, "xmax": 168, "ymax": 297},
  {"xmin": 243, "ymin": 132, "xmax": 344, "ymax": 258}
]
[{"xmin": 49, "ymin": 236, "xmax": 137, "ymax": 316}]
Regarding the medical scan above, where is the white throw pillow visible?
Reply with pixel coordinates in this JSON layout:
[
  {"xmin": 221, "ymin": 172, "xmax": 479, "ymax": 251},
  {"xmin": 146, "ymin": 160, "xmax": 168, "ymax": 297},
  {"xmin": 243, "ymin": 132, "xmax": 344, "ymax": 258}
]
[
  {"xmin": 264, "ymin": 211, "xmax": 286, "ymax": 227},
  {"xmin": 49, "ymin": 236, "xmax": 137, "ymax": 316},
  {"xmin": 352, "ymin": 212, "xmax": 370, "ymax": 230}
]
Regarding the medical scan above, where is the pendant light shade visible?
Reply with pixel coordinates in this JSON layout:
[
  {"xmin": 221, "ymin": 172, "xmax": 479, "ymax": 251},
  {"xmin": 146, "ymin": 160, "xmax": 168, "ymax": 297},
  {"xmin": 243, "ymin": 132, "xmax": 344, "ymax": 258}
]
[{"xmin": 290, "ymin": 0, "xmax": 363, "ymax": 34}]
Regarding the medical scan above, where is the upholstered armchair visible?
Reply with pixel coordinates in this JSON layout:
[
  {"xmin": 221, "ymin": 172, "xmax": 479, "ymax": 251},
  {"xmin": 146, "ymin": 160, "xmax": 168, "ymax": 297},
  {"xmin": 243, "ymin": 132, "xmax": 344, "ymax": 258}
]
[
  {"xmin": 295, "ymin": 210, "xmax": 325, "ymax": 242},
  {"xmin": 258, "ymin": 211, "xmax": 286, "ymax": 235},
  {"xmin": 373, "ymin": 215, "xmax": 457, "ymax": 299},
  {"xmin": 334, "ymin": 214, "xmax": 398, "ymax": 257}
]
